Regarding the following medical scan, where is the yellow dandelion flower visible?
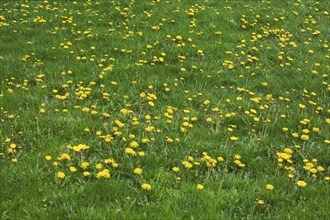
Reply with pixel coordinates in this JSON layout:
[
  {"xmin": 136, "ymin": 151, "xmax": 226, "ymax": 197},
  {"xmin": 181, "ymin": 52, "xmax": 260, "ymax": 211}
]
[
  {"xmin": 300, "ymin": 134, "xmax": 309, "ymax": 141},
  {"xmin": 57, "ymin": 171, "xmax": 65, "ymax": 179},
  {"xmin": 95, "ymin": 163, "xmax": 103, "ymax": 169},
  {"xmin": 125, "ymin": 148, "xmax": 137, "ymax": 156},
  {"xmin": 81, "ymin": 162, "xmax": 89, "ymax": 169},
  {"xmin": 69, "ymin": 166, "xmax": 77, "ymax": 173},
  {"xmin": 266, "ymin": 184, "xmax": 274, "ymax": 190},
  {"xmin": 134, "ymin": 168, "xmax": 143, "ymax": 175},
  {"xmin": 141, "ymin": 183, "xmax": 152, "ymax": 190},
  {"xmin": 257, "ymin": 199, "xmax": 264, "ymax": 205},
  {"xmin": 217, "ymin": 156, "xmax": 224, "ymax": 162},
  {"xmin": 130, "ymin": 141, "xmax": 139, "ymax": 148},
  {"xmin": 172, "ymin": 167, "xmax": 180, "ymax": 172},
  {"xmin": 297, "ymin": 180, "xmax": 307, "ymax": 188},
  {"xmin": 83, "ymin": 171, "xmax": 90, "ymax": 177},
  {"xmin": 197, "ymin": 184, "xmax": 204, "ymax": 190}
]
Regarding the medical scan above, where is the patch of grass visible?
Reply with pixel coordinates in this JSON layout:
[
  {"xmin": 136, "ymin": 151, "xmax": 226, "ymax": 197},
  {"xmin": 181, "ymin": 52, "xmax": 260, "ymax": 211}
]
[{"xmin": 1, "ymin": 0, "xmax": 329, "ymax": 219}]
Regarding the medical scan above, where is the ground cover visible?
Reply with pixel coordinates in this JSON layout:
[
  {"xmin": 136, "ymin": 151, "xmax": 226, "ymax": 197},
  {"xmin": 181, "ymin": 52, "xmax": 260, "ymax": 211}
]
[{"xmin": 0, "ymin": 0, "xmax": 329, "ymax": 219}]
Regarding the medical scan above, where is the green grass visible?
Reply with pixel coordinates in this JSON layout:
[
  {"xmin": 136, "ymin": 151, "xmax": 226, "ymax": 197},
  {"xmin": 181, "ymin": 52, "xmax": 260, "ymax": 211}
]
[{"xmin": 1, "ymin": 0, "xmax": 329, "ymax": 219}]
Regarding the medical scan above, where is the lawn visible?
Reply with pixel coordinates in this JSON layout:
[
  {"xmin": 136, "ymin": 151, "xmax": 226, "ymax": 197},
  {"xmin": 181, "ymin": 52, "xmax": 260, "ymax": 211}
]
[{"xmin": 0, "ymin": 0, "xmax": 329, "ymax": 219}]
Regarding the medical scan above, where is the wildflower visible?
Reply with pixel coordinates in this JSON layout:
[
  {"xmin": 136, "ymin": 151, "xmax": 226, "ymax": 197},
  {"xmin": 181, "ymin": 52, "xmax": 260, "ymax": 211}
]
[
  {"xmin": 288, "ymin": 174, "xmax": 294, "ymax": 179},
  {"xmin": 45, "ymin": 155, "xmax": 52, "ymax": 161},
  {"xmin": 300, "ymin": 134, "xmax": 309, "ymax": 141},
  {"xmin": 138, "ymin": 151, "xmax": 145, "ymax": 157},
  {"xmin": 312, "ymin": 127, "xmax": 320, "ymax": 132},
  {"xmin": 172, "ymin": 167, "xmax": 180, "ymax": 172},
  {"xmin": 182, "ymin": 161, "xmax": 193, "ymax": 169},
  {"xmin": 81, "ymin": 162, "xmax": 89, "ymax": 169},
  {"xmin": 284, "ymin": 148, "xmax": 293, "ymax": 154},
  {"xmin": 197, "ymin": 184, "xmax": 204, "ymax": 190},
  {"xmin": 95, "ymin": 163, "xmax": 103, "ymax": 169},
  {"xmin": 176, "ymin": 35, "xmax": 183, "ymax": 41},
  {"xmin": 141, "ymin": 183, "xmax": 152, "ymax": 190},
  {"xmin": 234, "ymin": 154, "xmax": 241, "ymax": 160},
  {"xmin": 309, "ymin": 168, "xmax": 317, "ymax": 174},
  {"xmin": 297, "ymin": 180, "xmax": 307, "ymax": 188},
  {"xmin": 266, "ymin": 184, "xmax": 274, "ymax": 190},
  {"xmin": 217, "ymin": 156, "xmax": 224, "ymax": 162},
  {"xmin": 257, "ymin": 199, "xmax": 264, "ymax": 205},
  {"xmin": 57, "ymin": 171, "xmax": 65, "ymax": 179},
  {"xmin": 125, "ymin": 147, "xmax": 137, "ymax": 156},
  {"xmin": 83, "ymin": 171, "xmax": 90, "ymax": 177},
  {"xmin": 292, "ymin": 133, "xmax": 299, "ymax": 138},
  {"xmin": 134, "ymin": 168, "xmax": 143, "ymax": 175},
  {"xmin": 130, "ymin": 141, "xmax": 139, "ymax": 148},
  {"xmin": 96, "ymin": 169, "xmax": 110, "ymax": 179},
  {"xmin": 69, "ymin": 166, "xmax": 77, "ymax": 173},
  {"xmin": 58, "ymin": 153, "xmax": 71, "ymax": 161}
]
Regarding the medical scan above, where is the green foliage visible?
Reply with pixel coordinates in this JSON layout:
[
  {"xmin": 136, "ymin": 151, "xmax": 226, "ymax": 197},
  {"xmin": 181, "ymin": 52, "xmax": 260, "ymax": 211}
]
[{"xmin": 1, "ymin": 0, "xmax": 329, "ymax": 219}]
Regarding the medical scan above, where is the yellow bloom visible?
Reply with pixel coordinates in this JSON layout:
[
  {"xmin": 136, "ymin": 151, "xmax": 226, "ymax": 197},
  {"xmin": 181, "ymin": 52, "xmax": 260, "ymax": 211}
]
[
  {"xmin": 58, "ymin": 153, "xmax": 71, "ymax": 161},
  {"xmin": 83, "ymin": 171, "xmax": 90, "ymax": 177},
  {"xmin": 69, "ymin": 166, "xmax": 77, "ymax": 173},
  {"xmin": 257, "ymin": 199, "xmax": 264, "ymax": 205},
  {"xmin": 266, "ymin": 184, "xmax": 274, "ymax": 190},
  {"xmin": 197, "ymin": 184, "xmax": 204, "ymax": 190},
  {"xmin": 81, "ymin": 162, "xmax": 90, "ymax": 169},
  {"xmin": 125, "ymin": 147, "xmax": 137, "ymax": 156},
  {"xmin": 45, "ymin": 155, "xmax": 52, "ymax": 161},
  {"xmin": 175, "ymin": 35, "xmax": 182, "ymax": 41},
  {"xmin": 309, "ymin": 168, "xmax": 317, "ymax": 174},
  {"xmin": 130, "ymin": 141, "xmax": 139, "ymax": 148},
  {"xmin": 297, "ymin": 180, "xmax": 307, "ymax": 188},
  {"xmin": 182, "ymin": 161, "xmax": 193, "ymax": 169},
  {"xmin": 284, "ymin": 148, "xmax": 293, "ymax": 154},
  {"xmin": 288, "ymin": 173, "xmax": 294, "ymax": 179},
  {"xmin": 138, "ymin": 151, "xmax": 145, "ymax": 157},
  {"xmin": 300, "ymin": 134, "xmax": 309, "ymax": 141},
  {"xmin": 312, "ymin": 127, "xmax": 320, "ymax": 132},
  {"xmin": 172, "ymin": 167, "xmax": 180, "ymax": 172},
  {"xmin": 57, "ymin": 171, "xmax": 65, "ymax": 179},
  {"xmin": 134, "ymin": 168, "xmax": 143, "ymax": 175},
  {"xmin": 95, "ymin": 163, "xmax": 103, "ymax": 169},
  {"xmin": 234, "ymin": 154, "xmax": 241, "ymax": 159},
  {"xmin": 292, "ymin": 133, "xmax": 299, "ymax": 138},
  {"xmin": 141, "ymin": 183, "xmax": 152, "ymax": 190},
  {"xmin": 217, "ymin": 156, "xmax": 224, "ymax": 162},
  {"xmin": 96, "ymin": 169, "xmax": 110, "ymax": 179}
]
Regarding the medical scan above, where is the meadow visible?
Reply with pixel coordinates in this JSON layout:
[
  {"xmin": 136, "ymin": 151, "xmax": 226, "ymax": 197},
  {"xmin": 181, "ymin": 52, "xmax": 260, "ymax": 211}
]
[{"xmin": 0, "ymin": 0, "xmax": 329, "ymax": 219}]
